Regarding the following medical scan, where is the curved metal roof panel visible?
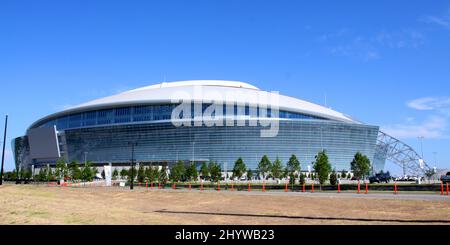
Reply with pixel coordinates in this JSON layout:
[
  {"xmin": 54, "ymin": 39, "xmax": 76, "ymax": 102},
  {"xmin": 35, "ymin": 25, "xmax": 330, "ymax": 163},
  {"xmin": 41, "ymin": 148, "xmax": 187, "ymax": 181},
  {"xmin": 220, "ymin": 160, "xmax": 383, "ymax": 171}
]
[{"xmin": 29, "ymin": 80, "xmax": 359, "ymax": 129}]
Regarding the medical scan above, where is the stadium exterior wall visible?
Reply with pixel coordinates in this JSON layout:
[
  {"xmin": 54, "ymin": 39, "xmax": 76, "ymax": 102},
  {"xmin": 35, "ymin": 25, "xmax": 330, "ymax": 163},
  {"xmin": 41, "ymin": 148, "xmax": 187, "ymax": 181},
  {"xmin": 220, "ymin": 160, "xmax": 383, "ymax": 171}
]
[
  {"xmin": 12, "ymin": 80, "xmax": 383, "ymax": 174},
  {"xmin": 13, "ymin": 119, "xmax": 380, "ymax": 173}
]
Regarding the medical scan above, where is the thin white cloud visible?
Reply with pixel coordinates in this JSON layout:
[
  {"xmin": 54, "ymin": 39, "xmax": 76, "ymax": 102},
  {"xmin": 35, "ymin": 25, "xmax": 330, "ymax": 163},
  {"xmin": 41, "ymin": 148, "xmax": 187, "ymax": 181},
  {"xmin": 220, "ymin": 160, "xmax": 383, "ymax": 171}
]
[
  {"xmin": 318, "ymin": 28, "xmax": 351, "ymax": 42},
  {"xmin": 328, "ymin": 35, "xmax": 380, "ymax": 61},
  {"xmin": 384, "ymin": 96, "xmax": 450, "ymax": 139},
  {"xmin": 382, "ymin": 116, "xmax": 447, "ymax": 139},
  {"xmin": 319, "ymin": 28, "xmax": 424, "ymax": 61},
  {"xmin": 407, "ymin": 97, "xmax": 450, "ymax": 111},
  {"xmin": 375, "ymin": 29, "xmax": 425, "ymax": 49},
  {"xmin": 421, "ymin": 12, "xmax": 450, "ymax": 30}
]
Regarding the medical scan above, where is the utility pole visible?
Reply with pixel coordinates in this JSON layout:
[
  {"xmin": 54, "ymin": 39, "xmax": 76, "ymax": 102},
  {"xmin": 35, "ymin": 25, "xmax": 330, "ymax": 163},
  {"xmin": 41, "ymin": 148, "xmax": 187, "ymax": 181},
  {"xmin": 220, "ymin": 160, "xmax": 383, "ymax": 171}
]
[
  {"xmin": 0, "ymin": 115, "xmax": 8, "ymax": 185},
  {"xmin": 128, "ymin": 141, "xmax": 138, "ymax": 190}
]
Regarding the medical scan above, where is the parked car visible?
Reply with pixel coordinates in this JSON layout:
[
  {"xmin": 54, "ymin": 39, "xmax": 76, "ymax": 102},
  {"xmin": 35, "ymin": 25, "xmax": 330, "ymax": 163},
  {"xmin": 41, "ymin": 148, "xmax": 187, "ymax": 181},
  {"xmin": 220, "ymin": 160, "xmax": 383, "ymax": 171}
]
[
  {"xmin": 369, "ymin": 172, "xmax": 392, "ymax": 184},
  {"xmin": 440, "ymin": 172, "xmax": 450, "ymax": 183}
]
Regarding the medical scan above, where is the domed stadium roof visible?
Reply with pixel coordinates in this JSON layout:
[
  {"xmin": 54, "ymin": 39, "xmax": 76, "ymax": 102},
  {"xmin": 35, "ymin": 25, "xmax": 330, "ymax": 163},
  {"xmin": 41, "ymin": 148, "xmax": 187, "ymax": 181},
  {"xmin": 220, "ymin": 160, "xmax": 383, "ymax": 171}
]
[
  {"xmin": 125, "ymin": 80, "xmax": 260, "ymax": 92},
  {"xmin": 30, "ymin": 80, "xmax": 358, "ymax": 129}
]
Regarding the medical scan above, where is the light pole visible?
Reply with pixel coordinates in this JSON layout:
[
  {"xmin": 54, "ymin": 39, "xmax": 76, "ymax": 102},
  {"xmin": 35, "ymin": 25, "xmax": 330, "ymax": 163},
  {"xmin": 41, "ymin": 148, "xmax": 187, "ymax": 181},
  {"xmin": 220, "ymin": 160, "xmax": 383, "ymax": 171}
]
[
  {"xmin": 0, "ymin": 115, "xmax": 8, "ymax": 185},
  {"xmin": 173, "ymin": 145, "xmax": 178, "ymax": 162},
  {"xmin": 128, "ymin": 141, "xmax": 138, "ymax": 190},
  {"xmin": 320, "ymin": 126, "xmax": 323, "ymax": 151},
  {"xmin": 224, "ymin": 162, "xmax": 227, "ymax": 181},
  {"xmin": 192, "ymin": 141, "xmax": 195, "ymax": 165},
  {"xmin": 433, "ymin": 152, "xmax": 437, "ymax": 166},
  {"xmin": 84, "ymin": 152, "xmax": 88, "ymax": 165},
  {"xmin": 433, "ymin": 152, "xmax": 438, "ymax": 180}
]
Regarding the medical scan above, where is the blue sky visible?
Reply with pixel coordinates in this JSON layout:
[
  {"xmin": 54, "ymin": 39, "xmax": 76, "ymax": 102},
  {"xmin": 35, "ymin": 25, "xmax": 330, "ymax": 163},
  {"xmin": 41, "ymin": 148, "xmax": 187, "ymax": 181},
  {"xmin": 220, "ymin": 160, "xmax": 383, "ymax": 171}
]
[{"xmin": 1, "ymin": 0, "xmax": 450, "ymax": 174}]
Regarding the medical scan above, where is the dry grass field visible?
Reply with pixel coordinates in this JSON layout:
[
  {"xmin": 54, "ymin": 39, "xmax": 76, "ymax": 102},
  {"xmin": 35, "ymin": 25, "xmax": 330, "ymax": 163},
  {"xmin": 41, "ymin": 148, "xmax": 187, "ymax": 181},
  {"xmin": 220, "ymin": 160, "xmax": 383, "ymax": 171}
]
[{"xmin": 0, "ymin": 184, "xmax": 449, "ymax": 225}]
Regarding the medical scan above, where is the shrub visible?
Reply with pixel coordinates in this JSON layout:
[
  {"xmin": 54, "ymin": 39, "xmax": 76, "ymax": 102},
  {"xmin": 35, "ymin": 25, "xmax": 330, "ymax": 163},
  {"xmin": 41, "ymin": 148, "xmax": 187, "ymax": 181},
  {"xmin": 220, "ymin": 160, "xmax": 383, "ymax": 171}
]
[
  {"xmin": 120, "ymin": 169, "xmax": 128, "ymax": 180},
  {"xmin": 329, "ymin": 170, "xmax": 337, "ymax": 186},
  {"xmin": 112, "ymin": 169, "xmax": 119, "ymax": 180},
  {"xmin": 300, "ymin": 173, "xmax": 306, "ymax": 185}
]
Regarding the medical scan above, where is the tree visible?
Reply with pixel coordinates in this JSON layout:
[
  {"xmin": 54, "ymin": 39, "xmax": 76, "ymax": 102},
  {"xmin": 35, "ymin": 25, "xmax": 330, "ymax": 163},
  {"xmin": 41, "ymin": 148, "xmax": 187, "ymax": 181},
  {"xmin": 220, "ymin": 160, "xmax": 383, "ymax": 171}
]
[
  {"xmin": 289, "ymin": 173, "xmax": 295, "ymax": 185},
  {"xmin": 137, "ymin": 164, "xmax": 146, "ymax": 183},
  {"xmin": 47, "ymin": 167, "xmax": 56, "ymax": 181},
  {"xmin": 26, "ymin": 168, "xmax": 32, "ymax": 180},
  {"xmin": 299, "ymin": 173, "xmax": 306, "ymax": 185},
  {"xmin": 185, "ymin": 163, "xmax": 198, "ymax": 182},
  {"xmin": 19, "ymin": 167, "xmax": 25, "ymax": 180},
  {"xmin": 209, "ymin": 161, "xmax": 222, "ymax": 182},
  {"xmin": 127, "ymin": 166, "xmax": 137, "ymax": 182},
  {"xmin": 159, "ymin": 167, "xmax": 168, "ymax": 186},
  {"xmin": 341, "ymin": 170, "xmax": 347, "ymax": 179},
  {"xmin": 329, "ymin": 169, "xmax": 338, "ymax": 186},
  {"xmin": 144, "ymin": 167, "xmax": 150, "ymax": 181},
  {"xmin": 232, "ymin": 158, "xmax": 247, "ymax": 180},
  {"xmin": 424, "ymin": 168, "xmax": 436, "ymax": 182},
  {"xmin": 5, "ymin": 170, "xmax": 17, "ymax": 181},
  {"xmin": 286, "ymin": 155, "xmax": 301, "ymax": 182},
  {"xmin": 112, "ymin": 169, "xmax": 119, "ymax": 180},
  {"xmin": 68, "ymin": 161, "xmax": 82, "ymax": 180},
  {"xmin": 170, "ymin": 161, "xmax": 186, "ymax": 182},
  {"xmin": 312, "ymin": 150, "xmax": 332, "ymax": 187},
  {"xmin": 19, "ymin": 167, "xmax": 32, "ymax": 180},
  {"xmin": 81, "ymin": 162, "xmax": 95, "ymax": 182},
  {"xmin": 246, "ymin": 169, "xmax": 253, "ymax": 180},
  {"xmin": 200, "ymin": 162, "xmax": 210, "ymax": 180},
  {"xmin": 146, "ymin": 166, "xmax": 159, "ymax": 184},
  {"xmin": 55, "ymin": 157, "xmax": 68, "ymax": 181},
  {"xmin": 282, "ymin": 166, "xmax": 289, "ymax": 179},
  {"xmin": 350, "ymin": 152, "xmax": 371, "ymax": 180},
  {"xmin": 120, "ymin": 169, "xmax": 128, "ymax": 180},
  {"xmin": 191, "ymin": 164, "xmax": 199, "ymax": 182},
  {"xmin": 271, "ymin": 157, "xmax": 283, "ymax": 180},
  {"xmin": 257, "ymin": 155, "xmax": 272, "ymax": 180},
  {"xmin": 36, "ymin": 168, "xmax": 48, "ymax": 181}
]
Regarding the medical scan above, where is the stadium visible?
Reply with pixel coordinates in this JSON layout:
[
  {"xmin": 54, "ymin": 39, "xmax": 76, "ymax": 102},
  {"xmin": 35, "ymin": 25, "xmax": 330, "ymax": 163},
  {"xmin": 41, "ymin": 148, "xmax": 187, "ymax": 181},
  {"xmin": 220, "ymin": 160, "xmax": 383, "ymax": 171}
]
[{"xmin": 12, "ymin": 80, "xmax": 428, "ymax": 176}]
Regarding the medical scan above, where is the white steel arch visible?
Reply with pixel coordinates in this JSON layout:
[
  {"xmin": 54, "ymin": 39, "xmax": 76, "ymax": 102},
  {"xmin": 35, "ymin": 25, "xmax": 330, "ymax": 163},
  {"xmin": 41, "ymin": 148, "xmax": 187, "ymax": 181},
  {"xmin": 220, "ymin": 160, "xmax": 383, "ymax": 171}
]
[{"xmin": 375, "ymin": 131, "xmax": 430, "ymax": 176}]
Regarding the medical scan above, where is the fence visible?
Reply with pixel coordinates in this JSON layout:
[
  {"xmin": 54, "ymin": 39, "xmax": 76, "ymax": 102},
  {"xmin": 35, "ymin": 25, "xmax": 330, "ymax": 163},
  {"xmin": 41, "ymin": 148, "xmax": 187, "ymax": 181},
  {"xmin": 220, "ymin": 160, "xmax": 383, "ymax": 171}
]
[{"xmin": 6, "ymin": 180, "xmax": 450, "ymax": 196}]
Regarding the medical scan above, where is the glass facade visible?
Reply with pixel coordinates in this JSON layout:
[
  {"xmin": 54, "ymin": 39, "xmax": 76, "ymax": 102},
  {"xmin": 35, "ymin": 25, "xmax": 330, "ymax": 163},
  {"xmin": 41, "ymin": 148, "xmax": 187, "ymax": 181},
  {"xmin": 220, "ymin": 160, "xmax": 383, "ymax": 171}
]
[
  {"xmin": 15, "ymin": 103, "xmax": 380, "ymax": 172},
  {"xmin": 11, "ymin": 136, "xmax": 31, "ymax": 171},
  {"xmin": 34, "ymin": 104, "xmax": 328, "ymax": 131}
]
